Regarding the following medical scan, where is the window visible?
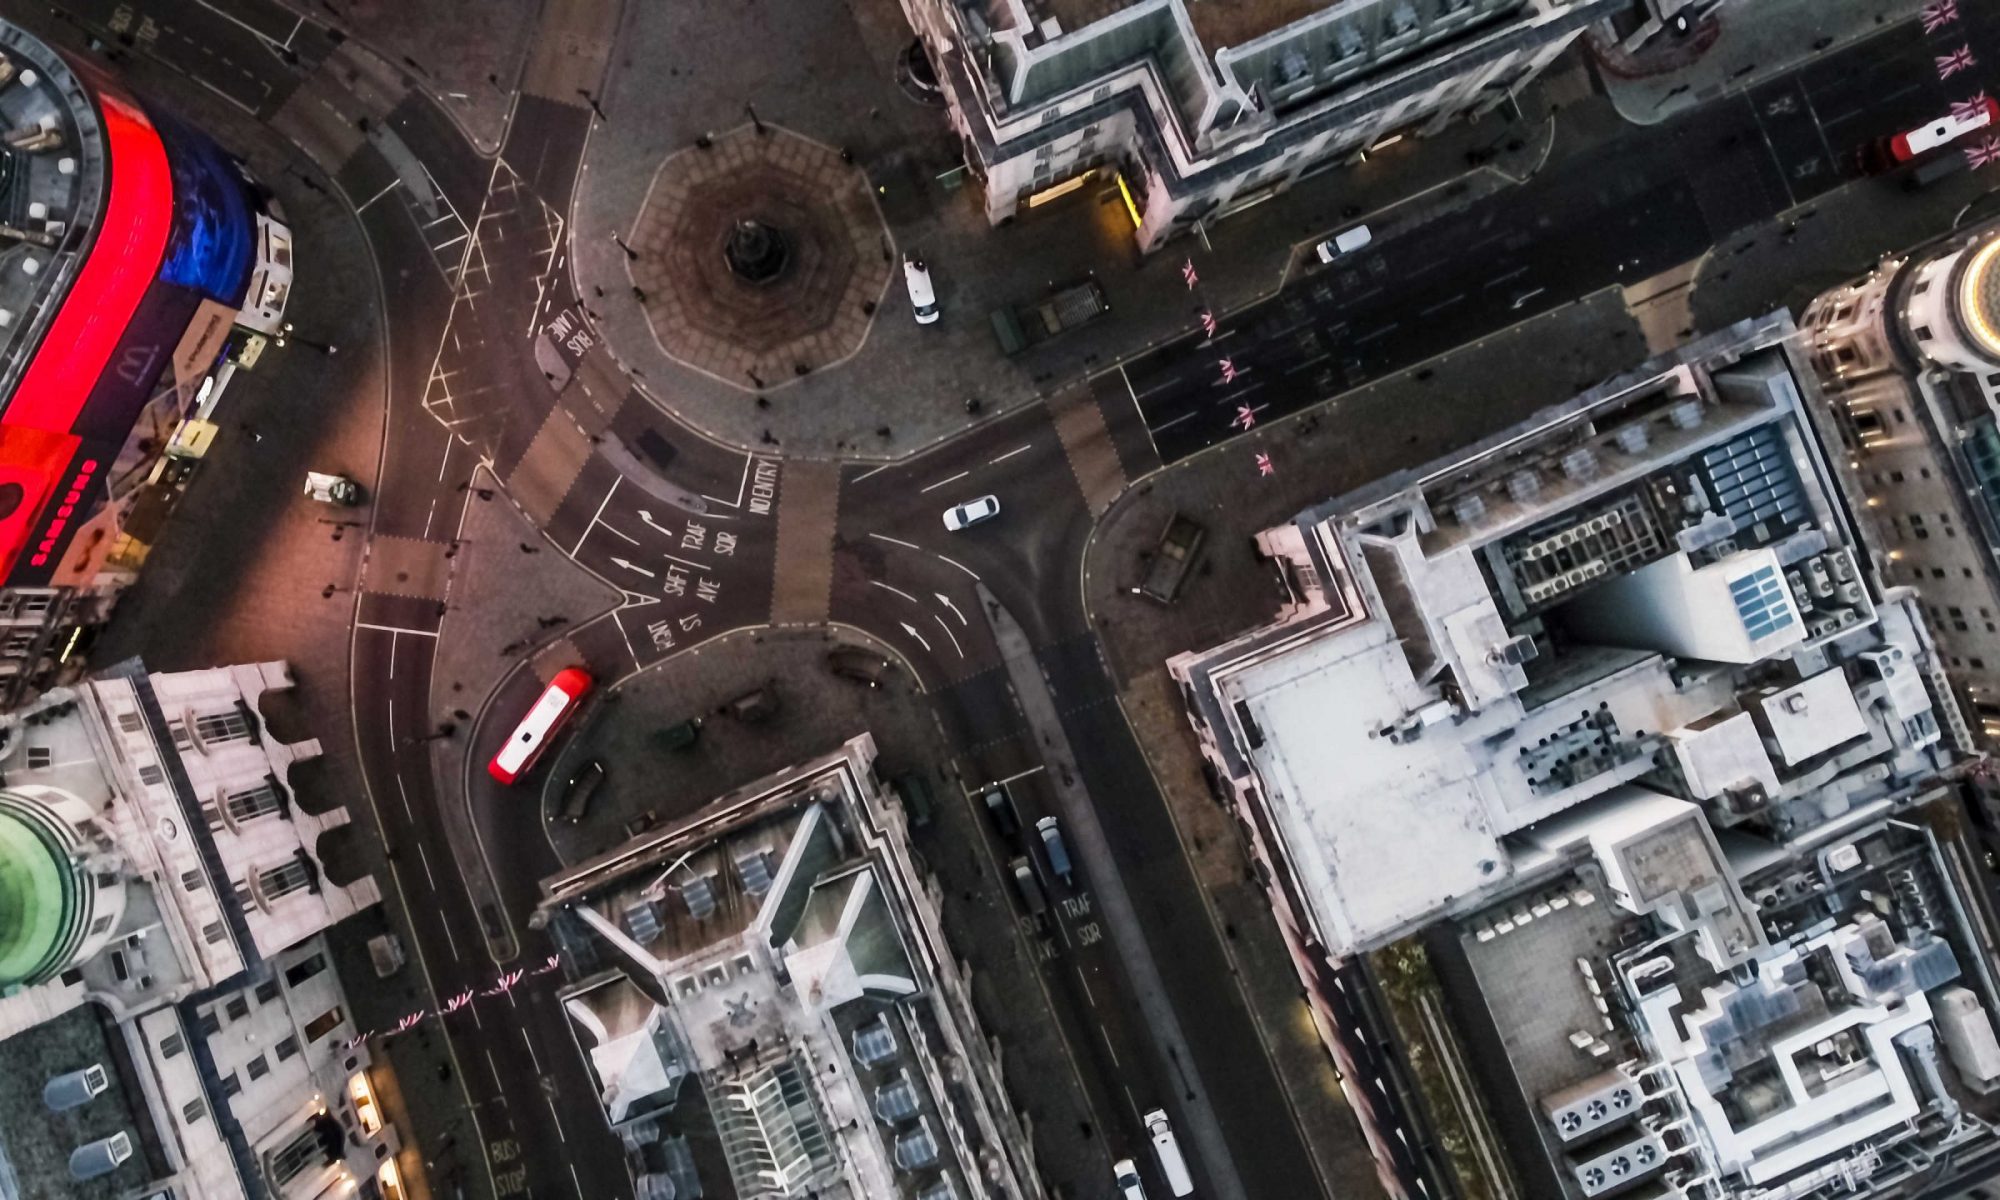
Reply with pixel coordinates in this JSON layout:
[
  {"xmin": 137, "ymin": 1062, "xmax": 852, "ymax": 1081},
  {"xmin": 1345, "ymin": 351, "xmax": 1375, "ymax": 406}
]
[
  {"xmin": 225, "ymin": 996, "xmax": 250, "ymax": 1022},
  {"xmin": 284, "ymin": 954, "xmax": 326, "ymax": 988},
  {"xmin": 1916, "ymin": 325, "xmax": 1933, "ymax": 340},
  {"xmin": 303, "ymin": 1006, "xmax": 343, "ymax": 1043},
  {"xmin": 202, "ymin": 920, "xmax": 228, "ymax": 946},
  {"xmin": 195, "ymin": 1009, "xmax": 221, "ymax": 1038},
  {"xmin": 258, "ymin": 859, "xmax": 314, "ymax": 902},
  {"xmin": 166, "ymin": 720, "xmax": 192, "ymax": 752},
  {"xmin": 117, "ymin": 710, "xmax": 143, "ymax": 734},
  {"xmin": 255, "ymin": 979, "xmax": 280, "ymax": 1005},
  {"xmin": 194, "ymin": 709, "xmax": 251, "ymax": 744},
  {"xmin": 26, "ymin": 746, "xmax": 50, "ymax": 768},
  {"xmin": 1915, "ymin": 279, "xmax": 1931, "ymax": 296},
  {"xmin": 88, "ymin": 914, "xmax": 114, "ymax": 936},
  {"xmin": 246, "ymin": 1054, "xmax": 269, "ymax": 1082},
  {"xmin": 275, "ymin": 1035, "xmax": 300, "ymax": 1062},
  {"xmin": 182, "ymin": 1098, "xmax": 207, "ymax": 1125},
  {"xmin": 138, "ymin": 763, "xmax": 165, "ymax": 787},
  {"xmin": 269, "ymin": 1124, "xmax": 324, "ymax": 1184},
  {"xmin": 225, "ymin": 783, "xmax": 282, "ymax": 824},
  {"xmin": 159, "ymin": 1031, "xmax": 185, "ymax": 1060},
  {"xmin": 1975, "ymin": 658, "xmax": 1989, "ymax": 671},
  {"xmin": 181, "ymin": 868, "xmax": 205, "ymax": 892},
  {"xmin": 219, "ymin": 1072, "xmax": 242, "ymax": 1099}
]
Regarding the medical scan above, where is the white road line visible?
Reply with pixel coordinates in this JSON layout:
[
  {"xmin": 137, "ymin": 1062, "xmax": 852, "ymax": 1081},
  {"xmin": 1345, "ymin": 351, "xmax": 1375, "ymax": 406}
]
[
  {"xmin": 569, "ymin": 1162, "xmax": 584, "ymax": 1198},
  {"xmin": 1117, "ymin": 364, "xmax": 1142, "ymax": 418},
  {"xmin": 933, "ymin": 613, "xmax": 965, "ymax": 658},
  {"xmin": 438, "ymin": 910, "xmax": 462, "ymax": 961},
  {"xmin": 934, "ymin": 553, "xmax": 981, "ymax": 582},
  {"xmin": 869, "ymin": 580, "xmax": 920, "ymax": 604},
  {"xmin": 388, "ymin": 630, "xmax": 397, "ymax": 680},
  {"xmin": 919, "ymin": 470, "xmax": 970, "ymax": 495},
  {"xmin": 989, "ymin": 444, "xmax": 1033, "ymax": 466},
  {"xmin": 354, "ymin": 178, "xmax": 402, "ymax": 214},
  {"xmin": 869, "ymin": 532, "xmax": 920, "ymax": 551},
  {"xmin": 357, "ymin": 622, "xmax": 440, "ymax": 637},
  {"xmin": 387, "ymin": 696, "xmax": 395, "ymax": 743},
  {"xmin": 1355, "ymin": 323, "xmax": 1399, "ymax": 344},
  {"xmin": 1483, "ymin": 264, "xmax": 1531, "ymax": 289},
  {"xmin": 436, "ymin": 434, "xmax": 455, "ymax": 482},
  {"xmin": 396, "ymin": 774, "xmax": 416, "ymax": 822},
  {"xmin": 1150, "ymin": 409, "xmax": 1198, "ymax": 433},
  {"xmin": 1418, "ymin": 293, "xmax": 1465, "ymax": 318},
  {"xmin": 547, "ymin": 1095, "xmax": 568, "ymax": 1143},
  {"xmin": 520, "ymin": 1026, "xmax": 543, "ymax": 1073},
  {"xmin": 597, "ymin": 520, "xmax": 639, "ymax": 546},
  {"xmin": 852, "ymin": 461, "xmax": 895, "ymax": 483},
  {"xmin": 572, "ymin": 476, "xmax": 621, "ymax": 556},
  {"xmin": 662, "ymin": 551, "xmax": 713, "ymax": 574},
  {"xmin": 972, "ymin": 765, "xmax": 1045, "ymax": 795},
  {"xmin": 417, "ymin": 842, "xmax": 438, "ymax": 891}
]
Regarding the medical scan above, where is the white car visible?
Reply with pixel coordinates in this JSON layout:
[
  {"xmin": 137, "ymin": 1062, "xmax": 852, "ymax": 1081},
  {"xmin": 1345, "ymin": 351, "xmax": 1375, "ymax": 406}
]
[
  {"xmin": 903, "ymin": 257, "xmax": 939, "ymax": 324},
  {"xmin": 1113, "ymin": 1158, "xmax": 1147, "ymax": 1200},
  {"xmin": 942, "ymin": 495, "xmax": 999, "ymax": 531},
  {"xmin": 1314, "ymin": 224, "xmax": 1373, "ymax": 263}
]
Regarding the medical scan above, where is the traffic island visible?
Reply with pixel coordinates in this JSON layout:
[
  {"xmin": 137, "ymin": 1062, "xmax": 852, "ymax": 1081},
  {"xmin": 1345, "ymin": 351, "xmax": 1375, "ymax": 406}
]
[{"xmin": 627, "ymin": 126, "xmax": 891, "ymax": 391}]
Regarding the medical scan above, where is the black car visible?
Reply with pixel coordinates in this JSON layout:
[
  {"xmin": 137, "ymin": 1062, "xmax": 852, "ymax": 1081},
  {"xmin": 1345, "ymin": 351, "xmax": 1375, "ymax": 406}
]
[
  {"xmin": 826, "ymin": 648, "xmax": 891, "ymax": 688},
  {"xmin": 982, "ymin": 787, "xmax": 1021, "ymax": 839},
  {"xmin": 559, "ymin": 759, "xmax": 606, "ymax": 824}
]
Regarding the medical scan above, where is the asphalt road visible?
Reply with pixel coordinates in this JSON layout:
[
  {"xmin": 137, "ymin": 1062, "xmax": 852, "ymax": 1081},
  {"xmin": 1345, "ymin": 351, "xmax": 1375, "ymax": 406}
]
[{"xmin": 1115, "ymin": 7, "xmax": 2000, "ymax": 464}]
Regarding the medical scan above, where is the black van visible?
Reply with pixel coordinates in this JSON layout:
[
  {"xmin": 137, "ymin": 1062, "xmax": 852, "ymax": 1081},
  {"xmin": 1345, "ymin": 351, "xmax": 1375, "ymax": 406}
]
[{"xmin": 560, "ymin": 760, "xmax": 606, "ymax": 824}]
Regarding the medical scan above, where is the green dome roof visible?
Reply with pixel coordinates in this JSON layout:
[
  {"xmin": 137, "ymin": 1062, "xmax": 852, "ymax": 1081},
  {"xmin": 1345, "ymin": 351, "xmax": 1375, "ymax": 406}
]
[{"xmin": 0, "ymin": 804, "xmax": 79, "ymax": 988}]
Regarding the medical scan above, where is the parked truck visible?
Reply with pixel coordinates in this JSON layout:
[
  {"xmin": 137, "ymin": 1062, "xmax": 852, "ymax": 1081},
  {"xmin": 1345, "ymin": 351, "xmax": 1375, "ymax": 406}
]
[
  {"xmin": 1139, "ymin": 514, "xmax": 1206, "ymax": 604},
  {"xmin": 990, "ymin": 275, "xmax": 1108, "ymax": 355}
]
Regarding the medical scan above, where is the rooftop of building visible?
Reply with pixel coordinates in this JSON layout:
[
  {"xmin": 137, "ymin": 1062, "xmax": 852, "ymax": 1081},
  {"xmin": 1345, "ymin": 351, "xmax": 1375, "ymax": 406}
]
[
  {"xmin": 1953, "ymin": 231, "xmax": 2000, "ymax": 363},
  {"xmin": 0, "ymin": 1000, "xmax": 164, "ymax": 1198},
  {"xmin": 547, "ymin": 738, "xmax": 981, "ymax": 1200},
  {"xmin": 1171, "ymin": 315, "xmax": 1961, "ymax": 957},
  {"xmin": 0, "ymin": 22, "xmax": 107, "ymax": 401},
  {"xmin": 1428, "ymin": 797, "xmax": 1999, "ymax": 1199}
]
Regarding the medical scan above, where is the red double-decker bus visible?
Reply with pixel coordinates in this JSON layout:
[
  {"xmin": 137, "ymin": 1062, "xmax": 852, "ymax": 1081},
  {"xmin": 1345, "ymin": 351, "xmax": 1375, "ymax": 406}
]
[{"xmin": 488, "ymin": 668, "xmax": 593, "ymax": 784}]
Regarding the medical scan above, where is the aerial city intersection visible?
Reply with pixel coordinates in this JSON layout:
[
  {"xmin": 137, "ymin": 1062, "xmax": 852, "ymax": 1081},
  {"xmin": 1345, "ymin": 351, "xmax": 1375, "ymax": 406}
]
[{"xmin": 9, "ymin": 1, "xmax": 2000, "ymax": 1200}]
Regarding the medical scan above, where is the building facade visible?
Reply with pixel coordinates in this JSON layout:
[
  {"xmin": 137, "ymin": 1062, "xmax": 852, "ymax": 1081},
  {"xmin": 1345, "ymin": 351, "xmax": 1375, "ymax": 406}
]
[
  {"xmin": 896, "ymin": 0, "xmax": 1629, "ymax": 250},
  {"xmin": 0, "ymin": 659, "xmax": 394, "ymax": 1199},
  {"xmin": 0, "ymin": 19, "xmax": 293, "ymax": 708},
  {"xmin": 1168, "ymin": 314, "xmax": 2000, "ymax": 1198},
  {"xmin": 1800, "ymin": 217, "xmax": 2000, "ymax": 748},
  {"xmin": 537, "ymin": 734, "xmax": 1044, "ymax": 1200}
]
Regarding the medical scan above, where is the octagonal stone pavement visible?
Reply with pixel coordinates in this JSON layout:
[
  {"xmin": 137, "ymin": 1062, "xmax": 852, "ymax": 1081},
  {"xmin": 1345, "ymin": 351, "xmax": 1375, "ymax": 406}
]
[{"xmin": 629, "ymin": 127, "xmax": 891, "ymax": 391}]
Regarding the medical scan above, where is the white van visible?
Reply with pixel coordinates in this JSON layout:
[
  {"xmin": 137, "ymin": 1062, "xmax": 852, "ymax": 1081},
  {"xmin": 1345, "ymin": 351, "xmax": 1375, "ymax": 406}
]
[
  {"xmin": 1144, "ymin": 1108, "xmax": 1194, "ymax": 1197},
  {"xmin": 1313, "ymin": 224, "xmax": 1372, "ymax": 263}
]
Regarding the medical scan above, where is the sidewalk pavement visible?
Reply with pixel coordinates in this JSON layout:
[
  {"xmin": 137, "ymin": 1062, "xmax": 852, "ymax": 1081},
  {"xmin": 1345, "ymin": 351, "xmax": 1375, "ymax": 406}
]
[
  {"xmin": 1080, "ymin": 288, "xmax": 1648, "ymax": 1200},
  {"xmin": 274, "ymin": 0, "xmax": 534, "ymax": 153},
  {"xmin": 1595, "ymin": 0, "xmax": 1931, "ymax": 125},
  {"xmin": 533, "ymin": 625, "xmax": 1110, "ymax": 1199},
  {"xmin": 569, "ymin": 0, "xmax": 1596, "ymax": 460}
]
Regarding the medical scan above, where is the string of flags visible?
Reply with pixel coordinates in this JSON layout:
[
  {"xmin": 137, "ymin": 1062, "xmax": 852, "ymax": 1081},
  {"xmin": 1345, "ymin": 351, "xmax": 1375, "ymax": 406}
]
[
  {"xmin": 341, "ymin": 955, "xmax": 566, "ymax": 1050},
  {"xmin": 1922, "ymin": 0, "xmax": 1958, "ymax": 35},
  {"xmin": 1917, "ymin": 1, "xmax": 1997, "ymax": 171},
  {"xmin": 1183, "ymin": 246, "xmax": 1274, "ymax": 478}
]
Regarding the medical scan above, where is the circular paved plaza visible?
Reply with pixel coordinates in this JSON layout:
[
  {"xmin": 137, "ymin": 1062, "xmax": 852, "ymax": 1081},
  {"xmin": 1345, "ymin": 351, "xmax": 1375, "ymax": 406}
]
[{"xmin": 628, "ymin": 127, "xmax": 892, "ymax": 390}]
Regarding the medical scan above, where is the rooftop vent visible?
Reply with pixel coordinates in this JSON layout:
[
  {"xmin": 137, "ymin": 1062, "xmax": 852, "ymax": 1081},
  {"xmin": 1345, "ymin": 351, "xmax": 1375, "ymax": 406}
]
[
  {"xmin": 622, "ymin": 900, "xmax": 664, "ymax": 943},
  {"xmin": 1614, "ymin": 424, "xmax": 1650, "ymax": 455},
  {"xmin": 735, "ymin": 849, "xmax": 774, "ymax": 897},
  {"xmin": 677, "ymin": 875, "xmax": 718, "ymax": 921},
  {"xmin": 1561, "ymin": 448, "xmax": 1599, "ymax": 482},
  {"xmin": 1507, "ymin": 470, "xmax": 1541, "ymax": 504},
  {"xmin": 67, "ymin": 1132, "xmax": 132, "ymax": 1181},
  {"xmin": 1451, "ymin": 493, "xmax": 1487, "ymax": 526},
  {"xmin": 1668, "ymin": 399, "xmax": 1702, "ymax": 430}
]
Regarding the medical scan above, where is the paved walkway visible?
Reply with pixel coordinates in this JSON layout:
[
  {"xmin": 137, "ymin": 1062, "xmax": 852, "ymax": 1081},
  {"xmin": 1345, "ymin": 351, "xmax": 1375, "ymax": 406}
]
[
  {"xmin": 1597, "ymin": 0, "xmax": 1934, "ymax": 124},
  {"xmin": 568, "ymin": 0, "xmax": 1591, "ymax": 459}
]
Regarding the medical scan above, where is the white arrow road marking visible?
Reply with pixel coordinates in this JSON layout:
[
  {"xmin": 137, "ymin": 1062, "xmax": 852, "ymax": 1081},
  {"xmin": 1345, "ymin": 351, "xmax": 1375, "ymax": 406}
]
[
  {"xmin": 933, "ymin": 613, "xmax": 965, "ymax": 658},
  {"xmin": 610, "ymin": 556, "xmax": 656, "ymax": 579},
  {"xmin": 637, "ymin": 509, "xmax": 673, "ymax": 536},
  {"xmin": 899, "ymin": 622, "xmax": 933, "ymax": 653},
  {"xmin": 935, "ymin": 593, "xmax": 967, "ymax": 625}
]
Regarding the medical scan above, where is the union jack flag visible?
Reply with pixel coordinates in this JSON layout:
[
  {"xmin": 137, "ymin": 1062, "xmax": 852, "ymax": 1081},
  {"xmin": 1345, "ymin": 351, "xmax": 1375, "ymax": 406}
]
[
  {"xmin": 483, "ymin": 968, "xmax": 526, "ymax": 997},
  {"xmin": 1922, "ymin": 0, "xmax": 1959, "ymax": 34},
  {"xmin": 1199, "ymin": 308, "xmax": 1218, "ymax": 337},
  {"xmin": 1937, "ymin": 45, "xmax": 1976, "ymax": 81},
  {"xmin": 1234, "ymin": 404, "xmax": 1257, "ymax": 431},
  {"xmin": 1218, "ymin": 357, "xmax": 1238, "ymax": 384},
  {"xmin": 1951, "ymin": 92, "xmax": 1990, "ymax": 122},
  {"xmin": 442, "ymin": 988, "xmax": 476, "ymax": 1014},
  {"xmin": 532, "ymin": 953, "xmax": 563, "ymax": 976},
  {"xmin": 1182, "ymin": 259, "xmax": 1199, "ymax": 289},
  {"xmin": 395, "ymin": 1010, "xmax": 426, "ymax": 1033},
  {"xmin": 1256, "ymin": 452, "xmax": 1275, "ymax": 477},
  {"xmin": 1968, "ymin": 135, "xmax": 2000, "ymax": 169}
]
